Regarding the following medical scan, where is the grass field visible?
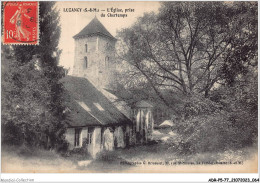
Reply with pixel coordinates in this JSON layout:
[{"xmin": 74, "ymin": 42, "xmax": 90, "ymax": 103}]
[{"xmin": 1, "ymin": 142, "xmax": 257, "ymax": 173}]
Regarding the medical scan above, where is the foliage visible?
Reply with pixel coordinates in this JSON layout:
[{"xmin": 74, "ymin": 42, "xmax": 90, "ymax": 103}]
[
  {"xmin": 221, "ymin": 2, "xmax": 258, "ymax": 85},
  {"xmin": 114, "ymin": 1, "xmax": 257, "ymax": 153},
  {"xmin": 175, "ymin": 71, "xmax": 257, "ymax": 153},
  {"xmin": 116, "ymin": 2, "xmax": 257, "ymax": 102},
  {"xmin": 180, "ymin": 94, "xmax": 222, "ymax": 118},
  {"xmin": 64, "ymin": 148, "xmax": 92, "ymax": 161},
  {"xmin": 1, "ymin": 2, "xmax": 68, "ymax": 151}
]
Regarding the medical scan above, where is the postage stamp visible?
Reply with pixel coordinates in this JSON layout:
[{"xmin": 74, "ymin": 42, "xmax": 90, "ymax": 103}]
[{"xmin": 3, "ymin": 1, "xmax": 39, "ymax": 45}]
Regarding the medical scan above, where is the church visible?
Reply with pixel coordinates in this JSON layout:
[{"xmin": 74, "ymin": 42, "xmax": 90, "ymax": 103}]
[{"xmin": 62, "ymin": 17, "xmax": 154, "ymax": 158}]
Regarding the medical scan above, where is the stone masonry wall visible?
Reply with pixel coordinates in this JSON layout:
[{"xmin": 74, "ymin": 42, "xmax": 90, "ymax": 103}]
[{"xmin": 72, "ymin": 35, "xmax": 116, "ymax": 89}]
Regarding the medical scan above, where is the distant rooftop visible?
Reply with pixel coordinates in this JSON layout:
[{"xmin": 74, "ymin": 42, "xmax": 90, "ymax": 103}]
[{"xmin": 73, "ymin": 17, "xmax": 116, "ymax": 40}]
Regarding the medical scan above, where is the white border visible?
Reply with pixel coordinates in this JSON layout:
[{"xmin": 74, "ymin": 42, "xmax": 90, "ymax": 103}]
[
  {"xmin": 1, "ymin": 173, "xmax": 259, "ymax": 183},
  {"xmin": 0, "ymin": 0, "xmax": 259, "ymax": 182}
]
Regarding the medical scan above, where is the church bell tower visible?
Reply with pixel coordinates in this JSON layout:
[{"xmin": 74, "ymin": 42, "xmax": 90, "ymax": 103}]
[{"xmin": 72, "ymin": 17, "xmax": 117, "ymax": 89}]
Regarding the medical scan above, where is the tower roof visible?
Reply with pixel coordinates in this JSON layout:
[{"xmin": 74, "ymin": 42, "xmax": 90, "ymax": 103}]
[{"xmin": 73, "ymin": 17, "xmax": 116, "ymax": 40}]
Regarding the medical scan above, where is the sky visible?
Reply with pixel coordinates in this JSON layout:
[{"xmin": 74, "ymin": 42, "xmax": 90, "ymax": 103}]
[{"xmin": 56, "ymin": 1, "xmax": 160, "ymax": 70}]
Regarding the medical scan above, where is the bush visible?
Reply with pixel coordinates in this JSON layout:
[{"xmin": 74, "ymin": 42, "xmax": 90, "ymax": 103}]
[
  {"xmin": 176, "ymin": 112, "xmax": 228, "ymax": 153},
  {"xmin": 56, "ymin": 139, "xmax": 69, "ymax": 153},
  {"xmin": 1, "ymin": 121, "xmax": 24, "ymax": 146},
  {"xmin": 96, "ymin": 151, "xmax": 122, "ymax": 162},
  {"xmin": 64, "ymin": 148, "xmax": 92, "ymax": 161},
  {"xmin": 175, "ymin": 90, "xmax": 257, "ymax": 154},
  {"xmin": 181, "ymin": 94, "xmax": 222, "ymax": 118}
]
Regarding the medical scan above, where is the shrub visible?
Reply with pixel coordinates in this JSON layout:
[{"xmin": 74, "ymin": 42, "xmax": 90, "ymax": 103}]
[
  {"xmin": 175, "ymin": 91, "xmax": 257, "ymax": 154},
  {"xmin": 64, "ymin": 148, "xmax": 92, "ymax": 161}
]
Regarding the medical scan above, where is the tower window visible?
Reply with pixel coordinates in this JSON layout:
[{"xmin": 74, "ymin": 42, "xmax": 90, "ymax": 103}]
[
  {"xmin": 105, "ymin": 56, "xmax": 109, "ymax": 67},
  {"xmin": 106, "ymin": 42, "xmax": 112, "ymax": 51},
  {"xmin": 85, "ymin": 44, "xmax": 88, "ymax": 52},
  {"xmin": 75, "ymin": 128, "xmax": 82, "ymax": 147},
  {"xmin": 84, "ymin": 56, "xmax": 88, "ymax": 68}
]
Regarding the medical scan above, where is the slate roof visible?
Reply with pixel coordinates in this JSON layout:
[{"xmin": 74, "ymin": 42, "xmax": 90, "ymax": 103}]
[
  {"xmin": 61, "ymin": 76, "xmax": 132, "ymax": 127},
  {"xmin": 73, "ymin": 17, "xmax": 116, "ymax": 40},
  {"xmin": 133, "ymin": 100, "xmax": 153, "ymax": 108}
]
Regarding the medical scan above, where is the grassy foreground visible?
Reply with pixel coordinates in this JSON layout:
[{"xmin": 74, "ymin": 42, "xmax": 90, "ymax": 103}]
[{"xmin": 1, "ymin": 142, "xmax": 257, "ymax": 173}]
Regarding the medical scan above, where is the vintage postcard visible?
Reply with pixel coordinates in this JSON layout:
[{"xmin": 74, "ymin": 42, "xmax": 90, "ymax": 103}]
[{"xmin": 1, "ymin": 1, "xmax": 258, "ymax": 175}]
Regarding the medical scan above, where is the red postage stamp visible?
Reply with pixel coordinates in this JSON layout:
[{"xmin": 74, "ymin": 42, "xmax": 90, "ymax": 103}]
[{"xmin": 3, "ymin": 1, "xmax": 39, "ymax": 45}]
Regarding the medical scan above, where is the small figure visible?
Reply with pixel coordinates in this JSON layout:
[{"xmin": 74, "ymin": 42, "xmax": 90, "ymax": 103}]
[{"xmin": 10, "ymin": 4, "xmax": 31, "ymax": 41}]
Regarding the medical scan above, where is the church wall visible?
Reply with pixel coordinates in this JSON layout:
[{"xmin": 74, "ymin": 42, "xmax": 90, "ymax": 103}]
[
  {"xmin": 114, "ymin": 126, "xmax": 125, "ymax": 148},
  {"xmin": 73, "ymin": 35, "xmax": 116, "ymax": 89},
  {"xmin": 90, "ymin": 127, "xmax": 102, "ymax": 158},
  {"xmin": 65, "ymin": 128, "xmax": 75, "ymax": 150},
  {"xmin": 65, "ymin": 123, "xmax": 144, "ymax": 158},
  {"xmin": 81, "ymin": 127, "xmax": 88, "ymax": 147},
  {"xmin": 65, "ymin": 126, "xmax": 101, "ymax": 158},
  {"xmin": 64, "ymin": 107, "xmax": 154, "ymax": 154}
]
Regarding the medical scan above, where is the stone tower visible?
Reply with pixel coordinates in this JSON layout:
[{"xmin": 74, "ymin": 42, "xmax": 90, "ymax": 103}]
[{"xmin": 72, "ymin": 17, "xmax": 117, "ymax": 89}]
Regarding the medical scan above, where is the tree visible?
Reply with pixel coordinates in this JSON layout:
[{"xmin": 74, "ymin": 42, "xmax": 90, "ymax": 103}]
[
  {"xmin": 114, "ymin": 2, "xmax": 257, "ymax": 152},
  {"xmin": 116, "ymin": 2, "xmax": 257, "ymax": 101},
  {"xmin": 2, "ymin": 2, "xmax": 68, "ymax": 150},
  {"xmin": 175, "ymin": 70, "xmax": 257, "ymax": 153},
  {"xmin": 221, "ymin": 2, "xmax": 258, "ymax": 86}
]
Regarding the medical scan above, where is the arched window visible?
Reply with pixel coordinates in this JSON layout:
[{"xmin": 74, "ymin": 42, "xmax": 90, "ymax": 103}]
[
  {"xmin": 84, "ymin": 56, "xmax": 88, "ymax": 68},
  {"xmin": 85, "ymin": 44, "xmax": 88, "ymax": 52},
  {"xmin": 105, "ymin": 56, "xmax": 109, "ymax": 67}
]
